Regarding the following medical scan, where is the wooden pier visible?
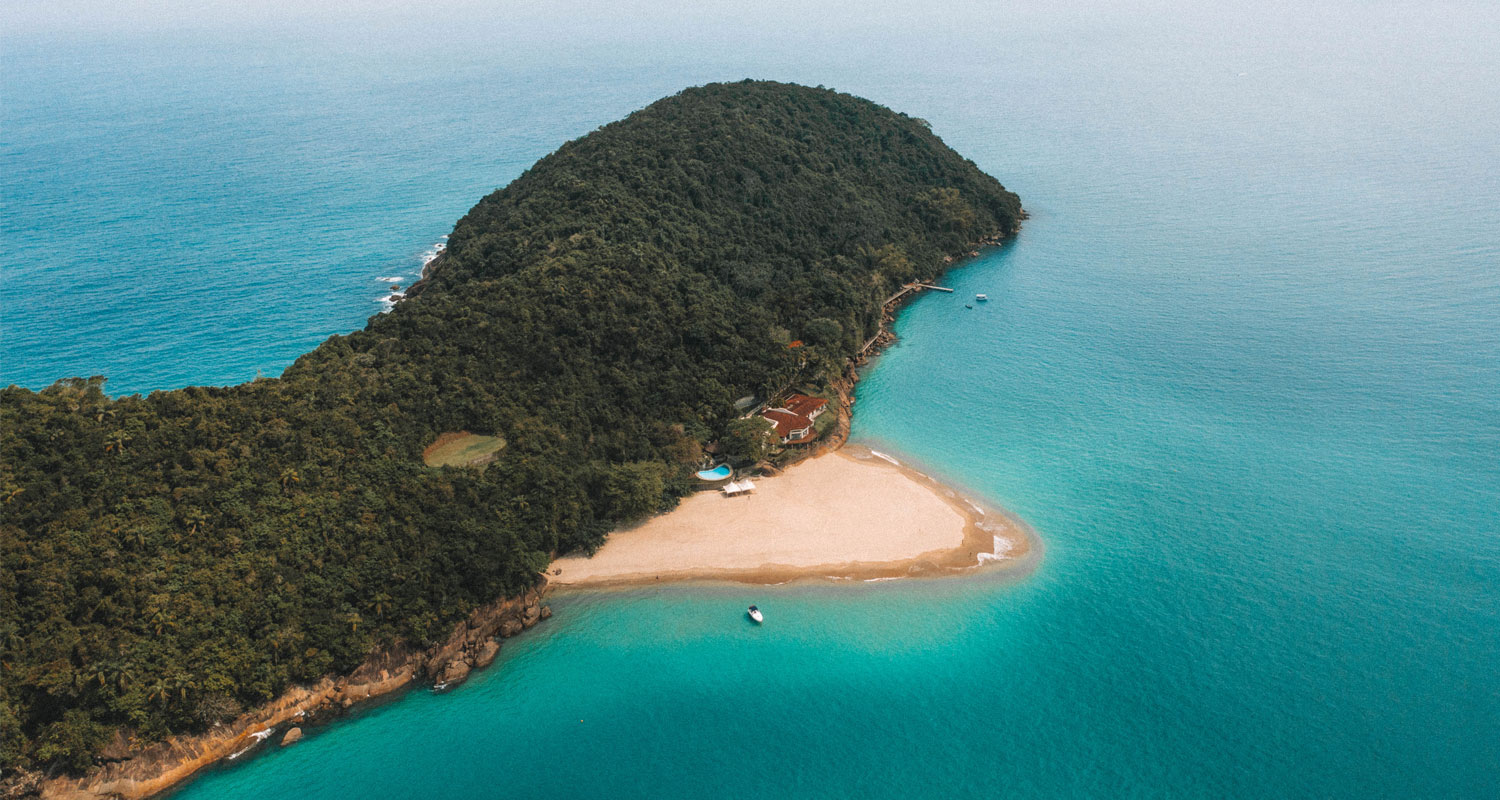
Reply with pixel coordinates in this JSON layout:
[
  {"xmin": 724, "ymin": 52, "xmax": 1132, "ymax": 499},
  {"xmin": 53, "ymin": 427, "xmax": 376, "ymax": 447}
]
[
  {"xmin": 880, "ymin": 282, "xmax": 953, "ymax": 307},
  {"xmin": 862, "ymin": 282, "xmax": 955, "ymax": 355}
]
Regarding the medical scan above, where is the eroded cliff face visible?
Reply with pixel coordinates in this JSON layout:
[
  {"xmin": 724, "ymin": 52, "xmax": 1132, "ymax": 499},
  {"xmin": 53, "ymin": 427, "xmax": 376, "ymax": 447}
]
[{"xmin": 33, "ymin": 586, "xmax": 550, "ymax": 800}]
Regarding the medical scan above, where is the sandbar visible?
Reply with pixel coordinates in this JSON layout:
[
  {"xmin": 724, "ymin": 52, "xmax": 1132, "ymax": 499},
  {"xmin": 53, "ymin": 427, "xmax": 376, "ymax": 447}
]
[{"xmin": 550, "ymin": 447, "xmax": 1031, "ymax": 587}]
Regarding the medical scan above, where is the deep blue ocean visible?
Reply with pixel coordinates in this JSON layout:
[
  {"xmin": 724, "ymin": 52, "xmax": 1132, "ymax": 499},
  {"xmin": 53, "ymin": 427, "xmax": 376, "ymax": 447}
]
[{"xmin": 5, "ymin": 2, "xmax": 1498, "ymax": 797}]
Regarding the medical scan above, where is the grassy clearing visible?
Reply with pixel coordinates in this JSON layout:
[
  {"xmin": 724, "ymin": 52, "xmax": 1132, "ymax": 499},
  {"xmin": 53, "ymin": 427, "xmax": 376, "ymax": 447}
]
[{"xmin": 422, "ymin": 432, "xmax": 506, "ymax": 469}]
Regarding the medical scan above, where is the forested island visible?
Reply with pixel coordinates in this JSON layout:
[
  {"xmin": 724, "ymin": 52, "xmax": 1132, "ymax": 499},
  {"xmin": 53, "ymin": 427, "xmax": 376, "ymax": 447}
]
[{"xmin": 0, "ymin": 81, "xmax": 1020, "ymax": 791}]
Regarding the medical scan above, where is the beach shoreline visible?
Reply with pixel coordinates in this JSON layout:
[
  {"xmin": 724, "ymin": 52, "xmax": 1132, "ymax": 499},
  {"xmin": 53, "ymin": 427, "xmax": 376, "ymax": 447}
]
[
  {"xmin": 544, "ymin": 236, "xmax": 1032, "ymax": 593},
  {"xmin": 18, "ymin": 229, "xmax": 1026, "ymax": 800},
  {"xmin": 549, "ymin": 445, "xmax": 1037, "ymax": 590}
]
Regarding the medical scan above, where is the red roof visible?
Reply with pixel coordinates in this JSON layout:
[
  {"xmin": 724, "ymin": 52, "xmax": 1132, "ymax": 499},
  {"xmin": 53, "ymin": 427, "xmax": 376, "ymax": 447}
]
[
  {"xmin": 782, "ymin": 393, "xmax": 827, "ymax": 419},
  {"xmin": 761, "ymin": 408, "xmax": 816, "ymax": 443}
]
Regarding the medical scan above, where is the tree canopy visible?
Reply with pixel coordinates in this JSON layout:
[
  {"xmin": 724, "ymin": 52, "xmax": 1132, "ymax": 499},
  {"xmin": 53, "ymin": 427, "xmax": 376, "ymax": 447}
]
[{"xmin": 0, "ymin": 80, "xmax": 1020, "ymax": 772}]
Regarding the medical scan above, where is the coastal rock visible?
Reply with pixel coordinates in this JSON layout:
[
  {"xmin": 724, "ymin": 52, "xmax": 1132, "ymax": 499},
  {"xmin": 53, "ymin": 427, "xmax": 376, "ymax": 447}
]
[
  {"xmin": 39, "ymin": 582, "xmax": 552, "ymax": 800},
  {"xmin": 438, "ymin": 658, "xmax": 471, "ymax": 686},
  {"xmin": 0, "ymin": 768, "xmax": 43, "ymax": 799},
  {"xmin": 473, "ymin": 640, "xmax": 501, "ymax": 669},
  {"xmin": 99, "ymin": 729, "xmax": 138, "ymax": 762},
  {"xmin": 280, "ymin": 728, "xmax": 302, "ymax": 747},
  {"xmin": 522, "ymin": 604, "xmax": 541, "ymax": 628},
  {"xmin": 424, "ymin": 622, "xmax": 470, "ymax": 679},
  {"xmin": 539, "ymin": 605, "xmax": 552, "ymax": 620}
]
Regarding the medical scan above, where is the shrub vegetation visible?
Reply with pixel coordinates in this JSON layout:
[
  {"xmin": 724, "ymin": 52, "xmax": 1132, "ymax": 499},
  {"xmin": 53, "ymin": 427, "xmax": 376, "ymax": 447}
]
[{"xmin": 0, "ymin": 80, "xmax": 1020, "ymax": 771}]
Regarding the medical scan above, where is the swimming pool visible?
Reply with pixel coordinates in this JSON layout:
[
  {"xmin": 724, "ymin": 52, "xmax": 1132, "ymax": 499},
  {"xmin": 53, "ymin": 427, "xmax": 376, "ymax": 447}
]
[{"xmin": 695, "ymin": 464, "xmax": 732, "ymax": 481}]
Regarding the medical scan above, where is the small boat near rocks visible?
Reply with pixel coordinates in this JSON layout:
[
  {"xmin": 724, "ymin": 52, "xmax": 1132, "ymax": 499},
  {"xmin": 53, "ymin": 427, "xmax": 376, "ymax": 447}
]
[{"xmin": 748, "ymin": 605, "xmax": 763, "ymax": 624}]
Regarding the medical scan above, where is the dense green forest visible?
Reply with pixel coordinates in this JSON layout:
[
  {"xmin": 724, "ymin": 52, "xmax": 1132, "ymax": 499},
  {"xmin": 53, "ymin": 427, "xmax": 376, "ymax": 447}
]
[{"xmin": 0, "ymin": 81, "xmax": 1020, "ymax": 772}]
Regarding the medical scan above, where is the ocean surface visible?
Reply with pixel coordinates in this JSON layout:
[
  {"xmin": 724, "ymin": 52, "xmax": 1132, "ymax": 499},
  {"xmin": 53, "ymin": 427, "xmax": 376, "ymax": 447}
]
[{"xmin": 5, "ymin": 1, "xmax": 1499, "ymax": 797}]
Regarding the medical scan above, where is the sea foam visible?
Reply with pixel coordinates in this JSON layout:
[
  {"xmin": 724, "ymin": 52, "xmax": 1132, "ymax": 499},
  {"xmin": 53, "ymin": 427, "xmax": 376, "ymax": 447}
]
[
  {"xmin": 421, "ymin": 237, "xmax": 448, "ymax": 267},
  {"xmin": 976, "ymin": 535, "xmax": 1012, "ymax": 564},
  {"xmin": 228, "ymin": 728, "xmax": 274, "ymax": 760}
]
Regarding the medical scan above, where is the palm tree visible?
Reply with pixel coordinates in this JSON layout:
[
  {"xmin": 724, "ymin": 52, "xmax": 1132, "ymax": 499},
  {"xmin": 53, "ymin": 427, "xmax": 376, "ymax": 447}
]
[
  {"xmin": 149, "ymin": 607, "xmax": 177, "ymax": 636},
  {"xmin": 268, "ymin": 627, "xmax": 295, "ymax": 665},
  {"xmin": 103, "ymin": 430, "xmax": 131, "ymax": 454},
  {"xmin": 183, "ymin": 509, "xmax": 207, "ymax": 537},
  {"xmin": 116, "ymin": 665, "xmax": 136, "ymax": 692},
  {"xmin": 146, "ymin": 678, "xmax": 171, "ymax": 706},
  {"xmin": 367, "ymin": 592, "xmax": 393, "ymax": 619}
]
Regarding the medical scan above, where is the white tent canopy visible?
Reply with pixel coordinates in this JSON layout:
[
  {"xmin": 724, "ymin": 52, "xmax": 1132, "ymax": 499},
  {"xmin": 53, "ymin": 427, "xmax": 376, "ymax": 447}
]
[{"xmin": 721, "ymin": 479, "xmax": 756, "ymax": 496}]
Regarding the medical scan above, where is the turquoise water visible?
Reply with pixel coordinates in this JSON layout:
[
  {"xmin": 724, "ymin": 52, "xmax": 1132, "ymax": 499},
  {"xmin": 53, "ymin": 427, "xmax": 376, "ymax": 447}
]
[{"xmin": 6, "ymin": 2, "xmax": 1500, "ymax": 797}]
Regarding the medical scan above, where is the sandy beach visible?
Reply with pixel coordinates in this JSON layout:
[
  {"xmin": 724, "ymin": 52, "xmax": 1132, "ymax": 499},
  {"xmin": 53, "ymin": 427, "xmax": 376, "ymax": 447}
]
[{"xmin": 550, "ymin": 447, "xmax": 1031, "ymax": 587}]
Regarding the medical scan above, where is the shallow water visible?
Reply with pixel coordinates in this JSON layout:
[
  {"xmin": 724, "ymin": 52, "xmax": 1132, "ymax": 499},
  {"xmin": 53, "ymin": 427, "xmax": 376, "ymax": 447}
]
[{"xmin": 6, "ymin": 1, "xmax": 1499, "ymax": 797}]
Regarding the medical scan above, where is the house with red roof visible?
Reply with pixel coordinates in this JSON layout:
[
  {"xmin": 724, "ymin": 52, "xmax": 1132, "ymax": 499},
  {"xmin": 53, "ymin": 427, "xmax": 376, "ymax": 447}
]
[
  {"xmin": 759, "ymin": 393, "xmax": 830, "ymax": 445},
  {"xmin": 781, "ymin": 393, "xmax": 827, "ymax": 421}
]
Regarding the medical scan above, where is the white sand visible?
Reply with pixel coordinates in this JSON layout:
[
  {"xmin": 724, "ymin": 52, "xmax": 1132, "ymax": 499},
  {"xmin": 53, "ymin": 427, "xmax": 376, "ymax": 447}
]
[{"xmin": 550, "ymin": 450, "xmax": 998, "ymax": 586}]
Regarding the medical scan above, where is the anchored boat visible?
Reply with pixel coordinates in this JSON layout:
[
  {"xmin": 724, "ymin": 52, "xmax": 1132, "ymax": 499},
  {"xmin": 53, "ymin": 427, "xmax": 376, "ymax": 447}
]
[{"xmin": 748, "ymin": 605, "xmax": 763, "ymax": 623}]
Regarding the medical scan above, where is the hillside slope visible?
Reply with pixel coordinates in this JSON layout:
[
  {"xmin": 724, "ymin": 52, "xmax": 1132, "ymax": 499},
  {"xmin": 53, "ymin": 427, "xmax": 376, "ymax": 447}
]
[{"xmin": 0, "ymin": 80, "xmax": 1020, "ymax": 772}]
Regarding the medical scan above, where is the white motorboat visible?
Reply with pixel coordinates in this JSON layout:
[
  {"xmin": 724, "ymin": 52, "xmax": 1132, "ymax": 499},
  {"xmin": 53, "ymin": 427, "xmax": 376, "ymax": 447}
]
[
  {"xmin": 975, "ymin": 293, "xmax": 989, "ymax": 301},
  {"xmin": 748, "ymin": 605, "xmax": 764, "ymax": 623}
]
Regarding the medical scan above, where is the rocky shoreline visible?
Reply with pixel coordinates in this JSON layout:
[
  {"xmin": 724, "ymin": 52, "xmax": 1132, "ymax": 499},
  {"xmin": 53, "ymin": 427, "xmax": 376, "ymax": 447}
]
[
  {"xmin": 781, "ymin": 227, "xmax": 1019, "ymax": 469},
  {"xmin": 17, "ymin": 587, "xmax": 551, "ymax": 800},
  {"xmin": 8, "ymin": 227, "xmax": 1021, "ymax": 800}
]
